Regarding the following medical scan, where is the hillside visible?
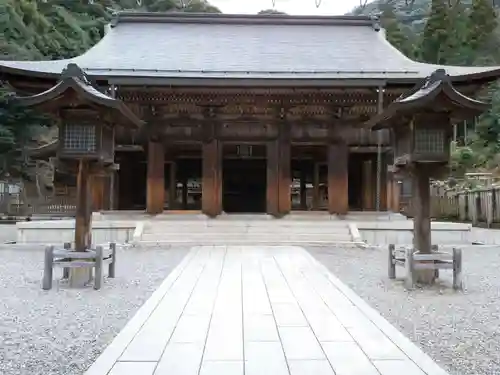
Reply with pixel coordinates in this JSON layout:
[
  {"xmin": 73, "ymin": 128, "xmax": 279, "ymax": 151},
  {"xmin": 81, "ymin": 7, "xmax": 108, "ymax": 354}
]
[{"xmin": 0, "ymin": 0, "xmax": 221, "ymax": 61}]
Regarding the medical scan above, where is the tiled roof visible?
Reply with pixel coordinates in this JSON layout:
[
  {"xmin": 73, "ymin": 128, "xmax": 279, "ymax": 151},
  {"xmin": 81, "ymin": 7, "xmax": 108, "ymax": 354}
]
[{"xmin": 1, "ymin": 12, "xmax": 499, "ymax": 85}]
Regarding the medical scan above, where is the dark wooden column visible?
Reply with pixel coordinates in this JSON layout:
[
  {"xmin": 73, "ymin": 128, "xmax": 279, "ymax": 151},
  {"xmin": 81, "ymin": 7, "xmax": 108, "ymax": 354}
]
[
  {"xmin": 278, "ymin": 126, "xmax": 291, "ymax": 215},
  {"xmin": 328, "ymin": 142, "xmax": 349, "ymax": 215},
  {"xmin": 300, "ymin": 165, "xmax": 307, "ymax": 210},
  {"xmin": 202, "ymin": 139, "xmax": 222, "ymax": 217},
  {"xmin": 267, "ymin": 140, "xmax": 280, "ymax": 216},
  {"xmin": 362, "ymin": 160, "xmax": 374, "ymax": 210},
  {"xmin": 312, "ymin": 162, "xmax": 320, "ymax": 210},
  {"xmin": 267, "ymin": 122, "xmax": 291, "ymax": 217},
  {"xmin": 168, "ymin": 162, "xmax": 177, "ymax": 210},
  {"xmin": 91, "ymin": 172, "xmax": 113, "ymax": 211},
  {"xmin": 91, "ymin": 174, "xmax": 104, "ymax": 212},
  {"xmin": 146, "ymin": 141, "xmax": 165, "ymax": 214}
]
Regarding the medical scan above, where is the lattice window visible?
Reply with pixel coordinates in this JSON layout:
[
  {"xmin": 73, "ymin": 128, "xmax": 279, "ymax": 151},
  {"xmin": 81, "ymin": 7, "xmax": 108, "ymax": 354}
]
[
  {"xmin": 63, "ymin": 124, "xmax": 96, "ymax": 152},
  {"xmin": 414, "ymin": 128, "xmax": 444, "ymax": 153}
]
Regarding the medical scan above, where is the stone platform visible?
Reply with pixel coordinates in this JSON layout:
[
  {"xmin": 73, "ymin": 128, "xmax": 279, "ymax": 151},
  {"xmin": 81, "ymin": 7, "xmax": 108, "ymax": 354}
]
[
  {"xmin": 13, "ymin": 212, "xmax": 472, "ymax": 247},
  {"xmin": 85, "ymin": 245, "xmax": 448, "ymax": 375}
]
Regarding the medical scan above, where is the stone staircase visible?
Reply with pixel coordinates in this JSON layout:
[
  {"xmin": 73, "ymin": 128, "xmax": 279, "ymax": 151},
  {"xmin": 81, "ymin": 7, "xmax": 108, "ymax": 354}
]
[{"xmin": 137, "ymin": 215, "xmax": 360, "ymax": 246}]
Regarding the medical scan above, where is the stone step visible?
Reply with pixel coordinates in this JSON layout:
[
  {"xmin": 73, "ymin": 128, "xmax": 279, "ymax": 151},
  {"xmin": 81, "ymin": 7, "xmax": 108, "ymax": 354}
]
[
  {"xmin": 145, "ymin": 228, "xmax": 351, "ymax": 235},
  {"xmin": 138, "ymin": 238, "xmax": 359, "ymax": 245},
  {"xmin": 141, "ymin": 219, "xmax": 354, "ymax": 244},
  {"xmin": 140, "ymin": 233, "xmax": 353, "ymax": 242}
]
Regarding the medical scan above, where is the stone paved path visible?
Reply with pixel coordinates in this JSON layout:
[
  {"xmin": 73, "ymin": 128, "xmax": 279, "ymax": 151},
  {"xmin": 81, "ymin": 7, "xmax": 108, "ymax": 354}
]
[{"xmin": 85, "ymin": 245, "xmax": 449, "ymax": 375}]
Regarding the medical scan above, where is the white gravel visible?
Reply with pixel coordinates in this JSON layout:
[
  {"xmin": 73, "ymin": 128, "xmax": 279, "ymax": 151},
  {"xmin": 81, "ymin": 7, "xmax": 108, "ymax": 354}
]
[
  {"xmin": 307, "ymin": 244, "xmax": 500, "ymax": 375},
  {"xmin": 0, "ymin": 244, "xmax": 189, "ymax": 375}
]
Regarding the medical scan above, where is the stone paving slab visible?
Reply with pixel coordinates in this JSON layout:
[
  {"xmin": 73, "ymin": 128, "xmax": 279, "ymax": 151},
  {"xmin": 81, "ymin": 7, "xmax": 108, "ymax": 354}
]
[{"xmin": 84, "ymin": 245, "xmax": 449, "ymax": 375}]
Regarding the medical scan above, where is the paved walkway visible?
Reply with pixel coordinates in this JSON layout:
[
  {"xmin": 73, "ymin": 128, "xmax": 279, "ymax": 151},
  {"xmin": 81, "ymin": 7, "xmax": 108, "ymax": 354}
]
[{"xmin": 85, "ymin": 246, "xmax": 449, "ymax": 375}]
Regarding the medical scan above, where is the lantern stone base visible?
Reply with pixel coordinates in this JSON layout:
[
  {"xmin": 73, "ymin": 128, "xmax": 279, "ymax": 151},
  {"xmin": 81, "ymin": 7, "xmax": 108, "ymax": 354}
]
[
  {"xmin": 70, "ymin": 268, "xmax": 93, "ymax": 288},
  {"xmin": 414, "ymin": 269, "xmax": 436, "ymax": 285},
  {"xmin": 388, "ymin": 245, "xmax": 463, "ymax": 290}
]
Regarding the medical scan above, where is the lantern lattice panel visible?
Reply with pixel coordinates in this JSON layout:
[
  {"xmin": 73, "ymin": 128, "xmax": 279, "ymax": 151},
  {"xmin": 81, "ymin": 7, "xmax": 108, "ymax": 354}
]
[
  {"xmin": 414, "ymin": 128, "xmax": 445, "ymax": 154},
  {"xmin": 63, "ymin": 124, "xmax": 96, "ymax": 152}
]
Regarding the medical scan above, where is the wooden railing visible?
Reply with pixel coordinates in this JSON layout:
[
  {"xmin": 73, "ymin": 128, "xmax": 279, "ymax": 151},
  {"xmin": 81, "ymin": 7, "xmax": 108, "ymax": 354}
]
[
  {"xmin": 0, "ymin": 193, "xmax": 76, "ymax": 217},
  {"xmin": 404, "ymin": 187, "xmax": 500, "ymax": 227}
]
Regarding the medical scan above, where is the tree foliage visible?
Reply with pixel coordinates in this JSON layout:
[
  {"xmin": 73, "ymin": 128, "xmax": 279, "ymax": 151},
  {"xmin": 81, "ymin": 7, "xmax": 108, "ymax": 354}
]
[{"xmin": 0, "ymin": 0, "xmax": 220, "ymax": 179}]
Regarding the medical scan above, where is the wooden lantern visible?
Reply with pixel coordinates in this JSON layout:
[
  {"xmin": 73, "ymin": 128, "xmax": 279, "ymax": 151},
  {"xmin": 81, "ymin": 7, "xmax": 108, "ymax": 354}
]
[
  {"xmin": 365, "ymin": 68, "xmax": 490, "ymax": 277},
  {"xmin": 58, "ymin": 120, "xmax": 115, "ymax": 164},
  {"xmin": 393, "ymin": 113, "xmax": 452, "ymax": 168}
]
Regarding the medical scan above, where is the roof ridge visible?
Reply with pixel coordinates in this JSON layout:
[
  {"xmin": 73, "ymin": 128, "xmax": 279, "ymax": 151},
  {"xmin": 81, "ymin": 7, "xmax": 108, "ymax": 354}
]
[{"xmin": 111, "ymin": 11, "xmax": 379, "ymax": 29}]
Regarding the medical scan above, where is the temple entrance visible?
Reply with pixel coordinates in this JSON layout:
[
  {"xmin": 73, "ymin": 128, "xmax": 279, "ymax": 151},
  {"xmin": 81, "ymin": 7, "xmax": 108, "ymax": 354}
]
[{"xmin": 222, "ymin": 158, "xmax": 267, "ymax": 213}]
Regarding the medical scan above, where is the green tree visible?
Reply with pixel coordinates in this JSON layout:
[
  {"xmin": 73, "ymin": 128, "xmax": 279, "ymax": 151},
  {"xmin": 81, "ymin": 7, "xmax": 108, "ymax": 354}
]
[
  {"xmin": 464, "ymin": 0, "xmax": 498, "ymax": 64},
  {"xmin": 379, "ymin": 1, "xmax": 415, "ymax": 57},
  {"xmin": 0, "ymin": 86, "xmax": 51, "ymax": 179},
  {"xmin": 419, "ymin": 0, "xmax": 451, "ymax": 63}
]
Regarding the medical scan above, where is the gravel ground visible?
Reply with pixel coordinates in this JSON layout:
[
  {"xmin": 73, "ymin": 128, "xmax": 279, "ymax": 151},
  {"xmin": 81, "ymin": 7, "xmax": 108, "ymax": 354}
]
[
  {"xmin": 307, "ymin": 244, "xmax": 500, "ymax": 375},
  {"xmin": 0, "ymin": 244, "xmax": 189, "ymax": 375}
]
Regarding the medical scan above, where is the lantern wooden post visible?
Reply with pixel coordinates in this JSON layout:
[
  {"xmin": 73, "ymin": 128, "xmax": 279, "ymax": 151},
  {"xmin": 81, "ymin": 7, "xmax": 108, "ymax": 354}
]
[
  {"xmin": 70, "ymin": 159, "xmax": 93, "ymax": 287},
  {"xmin": 411, "ymin": 164, "xmax": 434, "ymax": 283}
]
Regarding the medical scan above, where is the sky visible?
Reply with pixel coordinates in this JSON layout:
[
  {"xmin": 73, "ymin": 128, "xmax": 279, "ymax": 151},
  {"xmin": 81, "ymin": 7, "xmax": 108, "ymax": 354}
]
[{"xmin": 209, "ymin": 0, "xmax": 364, "ymax": 15}]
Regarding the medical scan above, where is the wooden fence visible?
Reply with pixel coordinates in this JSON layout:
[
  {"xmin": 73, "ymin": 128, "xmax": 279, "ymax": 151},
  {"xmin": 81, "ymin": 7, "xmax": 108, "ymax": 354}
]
[
  {"xmin": 405, "ymin": 187, "xmax": 500, "ymax": 227},
  {"xmin": 0, "ymin": 193, "xmax": 76, "ymax": 217}
]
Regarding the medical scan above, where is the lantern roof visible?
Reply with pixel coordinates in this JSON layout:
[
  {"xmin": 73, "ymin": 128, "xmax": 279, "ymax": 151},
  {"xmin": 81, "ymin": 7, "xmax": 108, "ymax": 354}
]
[
  {"xmin": 365, "ymin": 69, "xmax": 490, "ymax": 130},
  {"xmin": 13, "ymin": 63, "xmax": 144, "ymax": 128}
]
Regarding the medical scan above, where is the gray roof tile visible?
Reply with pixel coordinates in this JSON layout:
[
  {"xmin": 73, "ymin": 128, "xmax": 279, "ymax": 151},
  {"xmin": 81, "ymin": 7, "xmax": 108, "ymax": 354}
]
[{"xmin": 1, "ymin": 12, "xmax": 499, "ymax": 84}]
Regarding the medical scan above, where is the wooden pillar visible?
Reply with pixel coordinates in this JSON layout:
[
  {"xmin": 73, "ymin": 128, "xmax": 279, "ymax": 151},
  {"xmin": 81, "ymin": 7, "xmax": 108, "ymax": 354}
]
[
  {"xmin": 278, "ymin": 136, "xmax": 291, "ymax": 215},
  {"xmin": 362, "ymin": 160, "xmax": 374, "ymax": 210},
  {"xmin": 328, "ymin": 142, "xmax": 349, "ymax": 215},
  {"xmin": 146, "ymin": 141, "xmax": 164, "ymax": 214},
  {"xmin": 266, "ymin": 140, "xmax": 279, "ymax": 216},
  {"xmin": 387, "ymin": 173, "xmax": 393, "ymax": 211},
  {"xmin": 380, "ymin": 154, "xmax": 388, "ymax": 211},
  {"xmin": 181, "ymin": 176, "xmax": 188, "ymax": 209},
  {"xmin": 300, "ymin": 165, "xmax": 307, "ymax": 210},
  {"xmin": 112, "ymin": 171, "xmax": 119, "ymax": 210},
  {"xmin": 202, "ymin": 139, "xmax": 222, "ymax": 217},
  {"xmin": 168, "ymin": 162, "xmax": 177, "ymax": 210},
  {"xmin": 267, "ymin": 124, "xmax": 291, "ymax": 217},
  {"xmin": 75, "ymin": 160, "xmax": 92, "ymax": 251},
  {"xmin": 392, "ymin": 180, "xmax": 401, "ymax": 212},
  {"xmin": 412, "ymin": 165, "xmax": 434, "ymax": 284},
  {"xmin": 91, "ymin": 172, "xmax": 112, "ymax": 211},
  {"xmin": 91, "ymin": 174, "xmax": 105, "ymax": 212},
  {"xmin": 312, "ymin": 163, "xmax": 320, "ymax": 210},
  {"xmin": 413, "ymin": 166, "xmax": 431, "ymax": 254},
  {"xmin": 71, "ymin": 159, "xmax": 93, "ymax": 287}
]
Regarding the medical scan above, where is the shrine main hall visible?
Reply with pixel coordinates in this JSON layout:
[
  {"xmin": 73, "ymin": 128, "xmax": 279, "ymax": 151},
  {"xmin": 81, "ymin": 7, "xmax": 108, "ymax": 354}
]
[{"xmin": 1, "ymin": 12, "xmax": 499, "ymax": 217}]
